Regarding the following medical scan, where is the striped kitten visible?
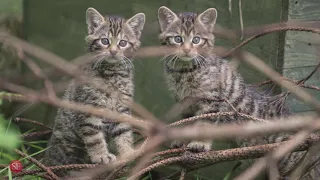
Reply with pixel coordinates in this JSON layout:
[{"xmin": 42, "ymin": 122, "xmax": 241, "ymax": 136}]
[
  {"xmin": 43, "ymin": 8, "xmax": 145, "ymax": 177},
  {"xmin": 157, "ymin": 6, "xmax": 319, "ymax": 179}
]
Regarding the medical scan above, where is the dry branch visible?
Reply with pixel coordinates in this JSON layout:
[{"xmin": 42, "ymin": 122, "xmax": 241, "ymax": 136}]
[
  {"xmin": 21, "ymin": 130, "xmax": 51, "ymax": 139},
  {"xmin": 14, "ymin": 117, "xmax": 52, "ymax": 130},
  {"xmin": 224, "ymin": 25, "xmax": 320, "ymax": 58},
  {"xmin": 129, "ymin": 134, "xmax": 320, "ymax": 179}
]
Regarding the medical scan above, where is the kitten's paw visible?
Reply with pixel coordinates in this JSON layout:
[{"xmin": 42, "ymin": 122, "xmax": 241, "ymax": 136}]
[
  {"xmin": 103, "ymin": 153, "xmax": 117, "ymax": 164},
  {"xmin": 93, "ymin": 153, "xmax": 117, "ymax": 164},
  {"xmin": 170, "ymin": 140, "xmax": 185, "ymax": 149},
  {"xmin": 186, "ymin": 141, "xmax": 211, "ymax": 153}
]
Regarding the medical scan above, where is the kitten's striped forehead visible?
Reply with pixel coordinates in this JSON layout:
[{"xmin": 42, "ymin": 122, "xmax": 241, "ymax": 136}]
[
  {"xmin": 89, "ymin": 15, "xmax": 136, "ymax": 42},
  {"xmin": 159, "ymin": 11, "xmax": 214, "ymax": 46},
  {"xmin": 107, "ymin": 16, "xmax": 125, "ymax": 37},
  {"xmin": 178, "ymin": 12, "xmax": 198, "ymax": 35}
]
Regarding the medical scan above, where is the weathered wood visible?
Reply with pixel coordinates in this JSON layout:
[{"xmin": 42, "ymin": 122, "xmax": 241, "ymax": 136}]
[{"xmin": 283, "ymin": 0, "xmax": 320, "ymax": 112}]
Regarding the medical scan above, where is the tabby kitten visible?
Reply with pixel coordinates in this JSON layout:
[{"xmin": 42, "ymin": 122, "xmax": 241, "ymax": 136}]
[
  {"xmin": 157, "ymin": 6, "xmax": 319, "ymax": 179},
  {"xmin": 43, "ymin": 7, "xmax": 145, "ymax": 177}
]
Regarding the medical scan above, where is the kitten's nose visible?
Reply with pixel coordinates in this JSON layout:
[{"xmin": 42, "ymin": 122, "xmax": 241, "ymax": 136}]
[
  {"xmin": 183, "ymin": 48, "xmax": 191, "ymax": 54},
  {"xmin": 110, "ymin": 50, "xmax": 117, "ymax": 56}
]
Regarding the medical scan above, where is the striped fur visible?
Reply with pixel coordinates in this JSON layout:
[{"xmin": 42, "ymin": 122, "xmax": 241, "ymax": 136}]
[
  {"xmin": 43, "ymin": 8, "xmax": 145, "ymax": 178},
  {"xmin": 157, "ymin": 6, "xmax": 319, "ymax": 179}
]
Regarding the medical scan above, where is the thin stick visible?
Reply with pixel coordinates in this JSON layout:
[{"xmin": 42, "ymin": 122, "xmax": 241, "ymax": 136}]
[
  {"xmin": 179, "ymin": 168, "xmax": 187, "ymax": 180},
  {"xmin": 21, "ymin": 130, "xmax": 52, "ymax": 139},
  {"xmin": 14, "ymin": 117, "xmax": 52, "ymax": 130}
]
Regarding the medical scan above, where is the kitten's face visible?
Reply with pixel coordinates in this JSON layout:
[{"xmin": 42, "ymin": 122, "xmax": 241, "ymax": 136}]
[
  {"xmin": 158, "ymin": 6, "xmax": 217, "ymax": 63},
  {"xmin": 85, "ymin": 8, "xmax": 145, "ymax": 65}
]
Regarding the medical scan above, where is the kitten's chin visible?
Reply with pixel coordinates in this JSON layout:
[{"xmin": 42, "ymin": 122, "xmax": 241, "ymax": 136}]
[
  {"xmin": 104, "ymin": 58, "xmax": 119, "ymax": 64},
  {"xmin": 179, "ymin": 56, "xmax": 193, "ymax": 62}
]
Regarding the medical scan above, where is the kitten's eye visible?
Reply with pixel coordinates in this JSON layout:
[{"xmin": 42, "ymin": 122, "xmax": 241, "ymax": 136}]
[
  {"xmin": 100, "ymin": 38, "xmax": 110, "ymax": 45},
  {"xmin": 192, "ymin": 37, "xmax": 201, "ymax": 44},
  {"xmin": 174, "ymin": 36, "xmax": 183, "ymax": 43},
  {"xmin": 119, "ymin": 40, "xmax": 128, "ymax": 47}
]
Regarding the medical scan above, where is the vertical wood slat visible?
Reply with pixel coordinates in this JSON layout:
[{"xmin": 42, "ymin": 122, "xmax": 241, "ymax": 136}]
[{"xmin": 283, "ymin": 0, "xmax": 320, "ymax": 112}]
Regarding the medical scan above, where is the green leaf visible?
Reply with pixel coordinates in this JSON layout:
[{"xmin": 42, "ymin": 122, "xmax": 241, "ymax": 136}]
[{"xmin": 8, "ymin": 168, "xmax": 12, "ymax": 180}]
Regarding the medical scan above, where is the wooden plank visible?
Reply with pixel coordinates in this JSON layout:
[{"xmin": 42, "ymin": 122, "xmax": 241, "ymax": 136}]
[
  {"xmin": 283, "ymin": 32, "xmax": 320, "ymax": 68},
  {"xmin": 288, "ymin": 0, "xmax": 320, "ymax": 21},
  {"xmin": 283, "ymin": 0, "xmax": 320, "ymax": 113}
]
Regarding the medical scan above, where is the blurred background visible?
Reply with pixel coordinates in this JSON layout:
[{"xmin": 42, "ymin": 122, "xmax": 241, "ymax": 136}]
[{"xmin": 1, "ymin": 0, "xmax": 320, "ymax": 179}]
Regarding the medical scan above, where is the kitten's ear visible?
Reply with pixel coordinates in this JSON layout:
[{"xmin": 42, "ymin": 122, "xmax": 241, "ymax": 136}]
[
  {"xmin": 126, "ymin": 13, "xmax": 146, "ymax": 39},
  {"xmin": 197, "ymin": 8, "xmax": 217, "ymax": 32},
  {"xmin": 158, "ymin": 6, "xmax": 179, "ymax": 32},
  {"xmin": 86, "ymin": 7, "xmax": 105, "ymax": 35}
]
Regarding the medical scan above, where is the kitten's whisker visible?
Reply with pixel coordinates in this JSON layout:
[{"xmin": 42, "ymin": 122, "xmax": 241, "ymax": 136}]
[
  {"xmin": 197, "ymin": 54, "xmax": 207, "ymax": 68},
  {"xmin": 196, "ymin": 56, "xmax": 204, "ymax": 68},
  {"xmin": 172, "ymin": 55, "xmax": 178, "ymax": 69},
  {"xmin": 121, "ymin": 58, "xmax": 129, "ymax": 70},
  {"xmin": 193, "ymin": 57, "xmax": 201, "ymax": 68},
  {"xmin": 194, "ymin": 56, "xmax": 202, "ymax": 68},
  {"xmin": 167, "ymin": 54, "xmax": 176, "ymax": 67},
  {"xmin": 93, "ymin": 55, "xmax": 106, "ymax": 69},
  {"xmin": 123, "ymin": 56, "xmax": 134, "ymax": 70}
]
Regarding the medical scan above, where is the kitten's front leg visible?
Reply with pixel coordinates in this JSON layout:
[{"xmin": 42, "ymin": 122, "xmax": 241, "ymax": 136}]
[
  {"xmin": 186, "ymin": 102, "xmax": 219, "ymax": 153},
  {"xmin": 170, "ymin": 112, "xmax": 193, "ymax": 149},
  {"xmin": 78, "ymin": 117, "xmax": 116, "ymax": 164},
  {"xmin": 111, "ymin": 121, "xmax": 135, "ymax": 157},
  {"xmin": 186, "ymin": 120, "xmax": 212, "ymax": 153}
]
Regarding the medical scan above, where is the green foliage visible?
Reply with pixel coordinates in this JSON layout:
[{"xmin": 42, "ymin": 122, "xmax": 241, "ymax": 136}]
[
  {"xmin": 0, "ymin": 92, "xmax": 21, "ymax": 152},
  {"xmin": 0, "ymin": 115, "xmax": 20, "ymax": 150}
]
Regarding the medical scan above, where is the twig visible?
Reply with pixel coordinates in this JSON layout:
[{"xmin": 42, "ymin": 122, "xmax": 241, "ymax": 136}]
[
  {"xmin": 166, "ymin": 114, "xmax": 318, "ymax": 141},
  {"xmin": 21, "ymin": 130, "xmax": 52, "ymax": 139},
  {"xmin": 167, "ymin": 111, "xmax": 267, "ymax": 127},
  {"xmin": 224, "ymin": 26, "xmax": 320, "ymax": 58},
  {"xmin": 0, "ymin": 31, "xmax": 112, "ymax": 94},
  {"xmin": 14, "ymin": 117, "xmax": 52, "ymax": 130},
  {"xmin": 132, "ymin": 102, "xmax": 165, "ymax": 131},
  {"xmin": 236, "ymin": 50, "xmax": 320, "ymax": 113},
  {"xmin": 131, "ymin": 134, "xmax": 320, "ymax": 179},
  {"xmin": 0, "ymin": 79, "xmax": 150, "ymax": 130},
  {"xmin": 234, "ymin": 130, "xmax": 312, "ymax": 180},
  {"xmin": 127, "ymin": 135, "xmax": 166, "ymax": 180},
  {"xmin": 0, "ymin": 164, "xmax": 7, "ymax": 168},
  {"xmin": 21, "ymin": 56, "xmax": 56, "ymax": 98},
  {"xmin": 289, "ymin": 143, "xmax": 320, "ymax": 179},
  {"xmin": 224, "ymin": 98, "xmax": 238, "ymax": 113},
  {"xmin": 68, "ymin": 138, "xmax": 154, "ymax": 180},
  {"xmin": 179, "ymin": 168, "xmax": 187, "ymax": 180},
  {"xmin": 11, "ymin": 164, "xmax": 98, "ymax": 178},
  {"xmin": 14, "ymin": 149, "xmax": 59, "ymax": 180}
]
